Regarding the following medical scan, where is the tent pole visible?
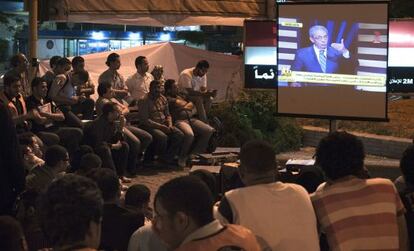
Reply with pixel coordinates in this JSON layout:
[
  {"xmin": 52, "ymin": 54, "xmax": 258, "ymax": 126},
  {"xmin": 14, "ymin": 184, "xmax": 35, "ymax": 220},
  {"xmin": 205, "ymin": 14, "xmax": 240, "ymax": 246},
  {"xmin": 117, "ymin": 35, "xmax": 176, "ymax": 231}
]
[
  {"xmin": 28, "ymin": 0, "xmax": 38, "ymax": 80},
  {"xmin": 267, "ymin": 0, "xmax": 275, "ymax": 19}
]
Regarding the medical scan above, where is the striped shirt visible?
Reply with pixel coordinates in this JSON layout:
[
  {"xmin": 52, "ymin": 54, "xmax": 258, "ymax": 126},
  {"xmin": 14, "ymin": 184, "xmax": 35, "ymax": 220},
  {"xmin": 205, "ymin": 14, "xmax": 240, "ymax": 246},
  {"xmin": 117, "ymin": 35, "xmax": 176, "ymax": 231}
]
[{"xmin": 311, "ymin": 176, "xmax": 405, "ymax": 251}]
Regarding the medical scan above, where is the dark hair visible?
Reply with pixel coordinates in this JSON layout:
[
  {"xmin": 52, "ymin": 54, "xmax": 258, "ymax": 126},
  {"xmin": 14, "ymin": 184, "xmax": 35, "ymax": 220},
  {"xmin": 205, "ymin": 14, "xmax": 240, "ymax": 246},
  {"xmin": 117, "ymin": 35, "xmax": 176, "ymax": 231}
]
[
  {"xmin": 79, "ymin": 153, "xmax": 102, "ymax": 171},
  {"xmin": 39, "ymin": 174, "xmax": 103, "ymax": 247},
  {"xmin": 149, "ymin": 80, "xmax": 161, "ymax": 90},
  {"xmin": 101, "ymin": 102, "xmax": 117, "ymax": 117},
  {"xmin": 56, "ymin": 57, "xmax": 71, "ymax": 68},
  {"xmin": 49, "ymin": 56, "xmax": 62, "ymax": 68},
  {"xmin": 400, "ymin": 144, "xmax": 414, "ymax": 185},
  {"xmin": 9, "ymin": 53, "xmax": 26, "ymax": 68},
  {"xmin": 31, "ymin": 77, "xmax": 45, "ymax": 89},
  {"xmin": 135, "ymin": 56, "xmax": 146, "ymax": 68},
  {"xmin": 3, "ymin": 74, "xmax": 20, "ymax": 87},
  {"xmin": 125, "ymin": 184, "xmax": 151, "ymax": 208},
  {"xmin": 163, "ymin": 79, "xmax": 175, "ymax": 95},
  {"xmin": 189, "ymin": 170, "xmax": 218, "ymax": 201},
  {"xmin": 0, "ymin": 215, "xmax": 26, "ymax": 251},
  {"xmin": 44, "ymin": 145, "xmax": 68, "ymax": 167},
  {"xmin": 155, "ymin": 176, "xmax": 213, "ymax": 227},
  {"xmin": 73, "ymin": 70, "xmax": 89, "ymax": 83},
  {"xmin": 315, "ymin": 131, "xmax": 365, "ymax": 180},
  {"xmin": 106, "ymin": 53, "xmax": 120, "ymax": 67},
  {"xmin": 97, "ymin": 81, "xmax": 112, "ymax": 97},
  {"xmin": 85, "ymin": 168, "xmax": 119, "ymax": 201},
  {"xmin": 196, "ymin": 60, "xmax": 209, "ymax": 69},
  {"xmin": 69, "ymin": 145, "xmax": 94, "ymax": 173},
  {"xmin": 240, "ymin": 140, "xmax": 276, "ymax": 174},
  {"xmin": 71, "ymin": 56, "xmax": 85, "ymax": 68},
  {"xmin": 18, "ymin": 132, "xmax": 36, "ymax": 146}
]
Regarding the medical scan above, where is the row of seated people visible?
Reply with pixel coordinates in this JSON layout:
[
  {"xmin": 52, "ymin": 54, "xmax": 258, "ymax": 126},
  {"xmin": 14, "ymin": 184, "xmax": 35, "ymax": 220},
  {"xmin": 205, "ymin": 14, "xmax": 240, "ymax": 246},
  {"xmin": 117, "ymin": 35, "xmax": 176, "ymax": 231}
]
[
  {"xmin": 1, "ymin": 133, "xmax": 414, "ymax": 251},
  {"xmin": 0, "ymin": 53, "xmax": 216, "ymax": 182}
]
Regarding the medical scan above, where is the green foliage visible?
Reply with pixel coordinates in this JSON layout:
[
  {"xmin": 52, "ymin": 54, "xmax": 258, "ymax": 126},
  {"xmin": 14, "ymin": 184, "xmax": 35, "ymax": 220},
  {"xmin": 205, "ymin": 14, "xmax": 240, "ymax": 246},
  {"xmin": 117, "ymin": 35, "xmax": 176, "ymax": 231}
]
[{"xmin": 211, "ymin": 90, "xmax": 302, "ymax": 153}]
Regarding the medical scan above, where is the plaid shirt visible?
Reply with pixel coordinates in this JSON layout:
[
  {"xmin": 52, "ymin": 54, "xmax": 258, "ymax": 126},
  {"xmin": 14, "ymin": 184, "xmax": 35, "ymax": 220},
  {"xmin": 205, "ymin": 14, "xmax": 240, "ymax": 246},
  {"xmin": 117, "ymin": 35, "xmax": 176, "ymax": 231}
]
[{"xmin": 139, "ymin": 94, "xmax": 170, "ymax": 127}]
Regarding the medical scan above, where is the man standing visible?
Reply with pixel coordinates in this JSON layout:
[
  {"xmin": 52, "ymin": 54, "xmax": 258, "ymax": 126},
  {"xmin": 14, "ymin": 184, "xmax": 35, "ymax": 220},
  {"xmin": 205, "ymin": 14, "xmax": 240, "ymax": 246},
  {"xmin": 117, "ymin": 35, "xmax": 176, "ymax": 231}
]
[
  {"xmin": 178, "ymin": 60, "xmax": 216, "ymax": 122},
  {"xmin": 4, "ymin": 53, "xmax": 31, "ymax": 97},
  {"xmin": 215, "ymin": 140, "xmax": 320, "ymax": 251},
  {"xmin": 126, "ymin": 56, "xmax": 154, "ymax": 102},
  {"xmin": 292, "ymin": 25, "xmax": 350, "ymax": 74},
  {"xmin": 312, "ymin": 131, "xmax": 408, "ymax": 251}
]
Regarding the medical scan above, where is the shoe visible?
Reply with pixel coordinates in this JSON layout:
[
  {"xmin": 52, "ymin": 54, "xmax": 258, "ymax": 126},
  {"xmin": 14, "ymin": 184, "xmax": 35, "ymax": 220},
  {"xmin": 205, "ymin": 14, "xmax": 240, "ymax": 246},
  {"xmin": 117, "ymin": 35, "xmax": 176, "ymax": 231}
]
[{"xmin": 178, "ymin": 157, "xmax": 187, "ymax": 168}]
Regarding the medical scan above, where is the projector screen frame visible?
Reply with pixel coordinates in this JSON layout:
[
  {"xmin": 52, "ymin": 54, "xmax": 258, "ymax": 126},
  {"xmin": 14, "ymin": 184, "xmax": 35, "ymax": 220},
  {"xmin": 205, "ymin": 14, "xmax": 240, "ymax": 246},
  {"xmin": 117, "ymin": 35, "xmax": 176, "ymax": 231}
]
[{"xmin": 275, "ymin": 0, "xmax": 390, "ymax": 122}]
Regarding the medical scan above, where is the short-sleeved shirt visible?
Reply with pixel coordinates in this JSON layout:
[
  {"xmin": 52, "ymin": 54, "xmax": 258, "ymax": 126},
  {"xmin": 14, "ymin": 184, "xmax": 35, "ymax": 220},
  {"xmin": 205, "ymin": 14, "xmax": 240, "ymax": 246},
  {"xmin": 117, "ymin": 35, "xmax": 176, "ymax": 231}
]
[
  {"xmin": 48, "ymin": 74, "xmax": 75, "ymax": 103},
  {"xmin": 125, "ymin": 72, "xmax": 153, "ymax": 100},
  {"xmin": 139, "ymin": 95, "xmax": 169, "ymax": 126},
  {"xmin": 99, "ymin": 69, "xmax": 127, "ymax": 91},
  {"xmin": 178, "ymin": 67, "xmax": 207, "ymax": 92},
  {"xmin": 25, "ymin": 95, "xmax": 60, "ymax": 132},
  {"xmin": 311, "ymin": 176, "xmax": 405, "ymax": 251}
]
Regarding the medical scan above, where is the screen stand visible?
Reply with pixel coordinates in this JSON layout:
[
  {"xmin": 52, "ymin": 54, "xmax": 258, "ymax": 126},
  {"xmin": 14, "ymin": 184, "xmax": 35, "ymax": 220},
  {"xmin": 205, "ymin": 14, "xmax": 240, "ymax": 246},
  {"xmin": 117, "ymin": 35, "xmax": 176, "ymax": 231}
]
[{"xmin": 329, "ymin": 119, "xmax": 338, "ymax": 133}]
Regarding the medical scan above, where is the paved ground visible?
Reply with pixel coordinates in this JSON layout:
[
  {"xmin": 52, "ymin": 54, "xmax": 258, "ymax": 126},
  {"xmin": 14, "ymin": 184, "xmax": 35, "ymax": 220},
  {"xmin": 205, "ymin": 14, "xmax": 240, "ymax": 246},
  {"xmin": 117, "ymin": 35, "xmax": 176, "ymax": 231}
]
[{"xmin": 127, "ymin": 147, "xmax": 402, "ymax": 205}]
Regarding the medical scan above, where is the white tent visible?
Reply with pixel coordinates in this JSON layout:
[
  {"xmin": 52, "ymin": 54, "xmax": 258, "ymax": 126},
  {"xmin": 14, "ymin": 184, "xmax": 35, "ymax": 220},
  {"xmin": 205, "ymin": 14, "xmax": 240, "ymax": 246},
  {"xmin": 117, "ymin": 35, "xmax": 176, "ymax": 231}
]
[
  {"xmin": 39, "ymin": 42, "xmax": 243, "ymax": 102},
  {"xmin": 41, "ymin": 0, "xmax": 274, "ymax": 26}
]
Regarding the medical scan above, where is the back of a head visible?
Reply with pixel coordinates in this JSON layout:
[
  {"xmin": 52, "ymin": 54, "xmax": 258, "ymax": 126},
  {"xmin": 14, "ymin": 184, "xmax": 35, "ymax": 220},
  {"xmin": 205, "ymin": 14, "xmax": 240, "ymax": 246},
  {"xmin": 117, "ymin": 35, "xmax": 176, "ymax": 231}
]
[
  {"xmin": 9, "ymin": 53, "xmax": 25, "ymax": 68},
  {"xmin": 240, "ymin": 140, "xmax": 276, "ymax": 174},
  {"xmin": 79, "ymin": 153, "xmax": 102, "ymax": 172},
  {"xmin": 189, "ymin": 170, "xmax": 218, "ymax": 200},
  {"xmin": 125, "ymin": 184, "xmax": 151, "ymax": 208},
  {"xmin": 400, "ymin": 144, "xmax": 414, "ymax": 185},
  {"xmin": 196, "ymin": 60, "xmax": 209, "ymax": 69},
  {"xmin": 86, "ymin": 168, "xmax": 120, "ymax": 202},
  {"xmin": 44, "ymin": 145, "xmax": 68, "ymax": 168},
  {"xmin": 101, "ymin": 102, "xmax": 117, "ymax": 117},
  {"xmin": 315, "ymin": 131, "xmax": 365, "ymax": 181},
  {"xmin": 0, "ymin": 215, "xmax": 26, "ymax": 251},
  {"xmin": 155, "ymin": 176, "xmax": 214, "ymax": 227},
  {"xmin": 39, "ymin": 174, "xmax": 103, "ymax": 248}
]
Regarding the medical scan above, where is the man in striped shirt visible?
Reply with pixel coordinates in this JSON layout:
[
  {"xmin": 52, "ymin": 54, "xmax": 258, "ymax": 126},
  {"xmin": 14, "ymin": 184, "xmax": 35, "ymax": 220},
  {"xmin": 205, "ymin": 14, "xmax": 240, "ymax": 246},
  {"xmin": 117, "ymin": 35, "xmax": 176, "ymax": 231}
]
[{"xmin": 312, "ymin": 131, "xmax": 409, "ymax": 251}]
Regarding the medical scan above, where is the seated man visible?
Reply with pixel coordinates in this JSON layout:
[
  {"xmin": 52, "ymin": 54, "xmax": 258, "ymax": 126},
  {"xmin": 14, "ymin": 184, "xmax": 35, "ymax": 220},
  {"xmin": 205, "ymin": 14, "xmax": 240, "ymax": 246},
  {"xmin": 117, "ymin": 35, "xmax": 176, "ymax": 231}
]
[
  {"xmin": 312, "ymin": 131, "xmax": 408, "ymax": 251},
  {"xmin": 153, "ymin": 176, "xmax": 261, "ymax": 251},
  {"xmin": 99, "ymin": 53, "xmax": 130, "ymax": 101},
  {"xmin": 215, "ymin": 140, "xmax": 320, "ymax": 251},
  {"xmin": 48, "ymin": 57, "xmax": 94, "ymax": 128},
  {"xmin": 164, "ymin": 79, "xmax": 214, "ymax": 167},
  {"xmin": 178, "ymin": 60, "xmax": 216, "ymax": 122},
  {"xmin": 84, "ymin": 102, "xmax": 134, "ymax": 183},
  {"xmin": 39, "ymin": 174, "xmax": 103, "ymax": 251},
  {"xmin": 96, "ymin": 81, "xmax": 152, "ymax": 173},
  {"xmin": 125, "ymin": 56, "xmax": 154, "ymax": 102},
  {"xmin": 395, "ymin": 145, "xmax": 414, "ymax": 248},
  {"xmin": 25, "ymin": 145, "xmax": 69, "ymax": 193},
  {"xmin": 139, "ymin": 80, "xmax": 183, "ymax": 165},
  {"xmin": 26, "ymin": 77, "xmax": 83, "ymax": 154},
  {"xmin": 86, "ymin": 168, "xmax": 144, "ymax": 251},
  {"xmin": 42, "ymin": 55, "xmax": 62, "ymax": 89},
  {"xmin": 71, "ymin": 56, "xmax": 95, "ymax": 98}
]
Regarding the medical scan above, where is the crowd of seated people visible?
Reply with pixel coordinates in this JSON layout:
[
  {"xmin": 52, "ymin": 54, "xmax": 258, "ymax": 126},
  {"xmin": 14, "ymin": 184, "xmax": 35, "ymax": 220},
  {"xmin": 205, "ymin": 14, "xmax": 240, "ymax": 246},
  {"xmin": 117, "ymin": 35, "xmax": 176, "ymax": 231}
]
[{"xmin": 1, "ymin": 52, "xmax": 414, "ymax": 251}]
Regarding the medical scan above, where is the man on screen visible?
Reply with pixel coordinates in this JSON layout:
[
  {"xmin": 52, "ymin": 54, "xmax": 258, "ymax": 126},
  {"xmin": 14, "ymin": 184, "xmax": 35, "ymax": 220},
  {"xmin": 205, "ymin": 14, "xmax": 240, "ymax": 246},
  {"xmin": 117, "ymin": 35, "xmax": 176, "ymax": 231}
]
[{"xmin": 292, "ymin": 25, "xmax": 350, "ymax": 74}]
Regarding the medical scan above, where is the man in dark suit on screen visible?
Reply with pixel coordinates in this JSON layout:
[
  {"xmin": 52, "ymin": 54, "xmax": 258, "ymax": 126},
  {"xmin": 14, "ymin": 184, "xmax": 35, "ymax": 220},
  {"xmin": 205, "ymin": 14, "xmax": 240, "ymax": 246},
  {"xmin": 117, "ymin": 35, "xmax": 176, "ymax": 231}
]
[{"xmin": 292, "ymin": 25, "xmax": 350, "ymax": 74}]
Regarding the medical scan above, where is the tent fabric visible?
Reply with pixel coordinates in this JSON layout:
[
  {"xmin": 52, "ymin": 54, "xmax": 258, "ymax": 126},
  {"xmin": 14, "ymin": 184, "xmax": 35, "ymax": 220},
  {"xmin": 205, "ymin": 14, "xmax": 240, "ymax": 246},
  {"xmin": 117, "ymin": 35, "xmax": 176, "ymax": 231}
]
[
  {"xmin": 44, "ymin": 0, "xmax": 272, "ymax": 26},
  {"xmin": 39, "ymin": 42, "xmax": 243, "ymax": 102}
]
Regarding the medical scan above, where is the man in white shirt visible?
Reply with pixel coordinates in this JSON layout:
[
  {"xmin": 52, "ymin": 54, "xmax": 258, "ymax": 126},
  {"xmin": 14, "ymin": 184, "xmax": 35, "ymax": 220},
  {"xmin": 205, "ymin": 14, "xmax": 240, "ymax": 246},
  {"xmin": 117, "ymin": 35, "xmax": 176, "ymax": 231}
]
[
  {"xmin": 215, "ymin": 140, "xmax": 320, "ymax": 251},
  {"xmin": 126, "ymin": 56, "xmax": 154, "ymax": 102},
  {"xmin": 178, "ymin": 60, "xmax": 216, "ymax": 122}
]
